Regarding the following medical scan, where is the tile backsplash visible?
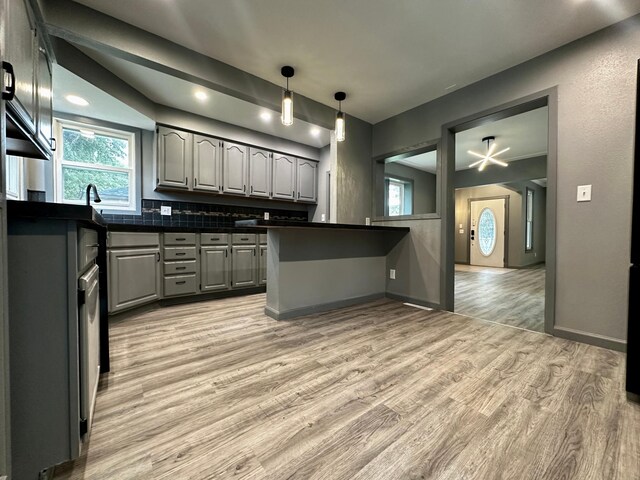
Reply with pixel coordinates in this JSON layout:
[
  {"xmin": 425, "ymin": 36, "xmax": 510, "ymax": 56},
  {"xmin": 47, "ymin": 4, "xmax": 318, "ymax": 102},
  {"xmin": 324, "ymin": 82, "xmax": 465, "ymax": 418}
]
[{"xmin": 102, "ymin": 199, "xmax": 308, "ymax": 227}]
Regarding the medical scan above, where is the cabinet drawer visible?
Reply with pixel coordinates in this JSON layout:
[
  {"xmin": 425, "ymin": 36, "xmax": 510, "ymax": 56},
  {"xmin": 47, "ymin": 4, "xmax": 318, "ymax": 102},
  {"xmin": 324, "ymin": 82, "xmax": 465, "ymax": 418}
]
[
  {"xmin": 200, "ymin": 233, "xmax": 229, "ymax": 245},
  {"xmin": 259, "ymin": 234, "xmax": 267, "ymax": 245},
  {"xmin": 78, "ymin": 228, "xmax": 99, "ymax": 271},
  {"xmin": 164, "ymin": 260, "xmax": 196, "ymax": 275},
  {"xmin": 232, "ymin": 233, "xmax": 256, "ymax": 245},
  {"xmin": 164, "ymin": 246, "xmax": 196, "ymax": 260},
  {"xmin": 163, "ymin": 274, "xmax": 197, "ymax": 297},
  {"xmin": 164, "ymin": 232, "xmax": 196, "ymax": 245},
  {"xmin": 108, "ymin": 232, "xmax": 160, "ymax": 248}
]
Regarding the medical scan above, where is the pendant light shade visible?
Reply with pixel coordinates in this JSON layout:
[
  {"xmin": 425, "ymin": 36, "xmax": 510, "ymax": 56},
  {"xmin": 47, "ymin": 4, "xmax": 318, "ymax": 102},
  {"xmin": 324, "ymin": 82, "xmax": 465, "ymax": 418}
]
[
  {"xmin": 334, "ymin": 92, "xmax": 346, "ymax": 142},
  {"xmin": 281, "ymin": 66, "xmax": 295, "ymax": 126}
]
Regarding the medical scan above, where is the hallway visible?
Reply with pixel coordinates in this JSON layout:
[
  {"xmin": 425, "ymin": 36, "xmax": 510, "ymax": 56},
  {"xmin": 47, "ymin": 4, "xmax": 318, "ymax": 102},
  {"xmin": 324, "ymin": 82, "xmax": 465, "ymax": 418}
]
[{"xmin": 455, "ymin": 264, "xmax": 546, "ymax": 332}]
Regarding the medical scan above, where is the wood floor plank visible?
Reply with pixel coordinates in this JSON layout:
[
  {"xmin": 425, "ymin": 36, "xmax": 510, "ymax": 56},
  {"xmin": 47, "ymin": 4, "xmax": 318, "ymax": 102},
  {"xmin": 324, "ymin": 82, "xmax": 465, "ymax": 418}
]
[{"xmin": 53, "ymin": 293, "xmax": 638, "ymax": 480}]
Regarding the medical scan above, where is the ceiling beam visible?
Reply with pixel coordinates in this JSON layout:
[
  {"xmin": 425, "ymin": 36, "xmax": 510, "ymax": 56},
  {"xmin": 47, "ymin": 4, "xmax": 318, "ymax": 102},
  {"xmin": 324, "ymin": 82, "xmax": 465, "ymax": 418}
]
[{"xmin": 40, "ymin": 0, "xmax": 344, "ymax": 130}]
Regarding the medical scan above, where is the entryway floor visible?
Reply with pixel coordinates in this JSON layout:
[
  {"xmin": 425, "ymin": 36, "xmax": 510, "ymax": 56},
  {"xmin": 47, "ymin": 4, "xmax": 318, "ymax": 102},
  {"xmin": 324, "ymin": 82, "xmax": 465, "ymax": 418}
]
[{"xmin": 455, "ymin": 263, "xmax": 545, "ymax": 332}]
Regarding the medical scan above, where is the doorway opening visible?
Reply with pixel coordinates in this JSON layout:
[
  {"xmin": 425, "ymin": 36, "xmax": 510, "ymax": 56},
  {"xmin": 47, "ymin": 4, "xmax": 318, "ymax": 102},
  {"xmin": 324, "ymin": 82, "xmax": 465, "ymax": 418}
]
[{"xmin": 449, "ymin": 102, "xmax": 550, "ymax": 333}]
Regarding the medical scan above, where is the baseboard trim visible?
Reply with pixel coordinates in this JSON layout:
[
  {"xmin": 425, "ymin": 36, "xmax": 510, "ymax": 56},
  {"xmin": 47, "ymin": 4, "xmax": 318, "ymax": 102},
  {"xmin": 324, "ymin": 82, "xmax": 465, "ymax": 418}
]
[
  {"xmin": 265, "ymin": 293, "xmax": 386, "ymax": 320},
  {"xmin": 385, "ymin": 293, "xmax": 441, "ymax": 310},
  {"xmin": 553, "ymin": 326, "xmax": 626, "ymax": 352}
]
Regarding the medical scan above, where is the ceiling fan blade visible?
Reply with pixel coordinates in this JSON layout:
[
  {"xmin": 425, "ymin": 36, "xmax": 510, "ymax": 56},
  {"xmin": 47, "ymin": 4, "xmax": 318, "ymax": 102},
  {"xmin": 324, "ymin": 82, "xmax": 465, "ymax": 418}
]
[
  {"xmin": 469, "ymin": 159, "xmax": 485, "ymax": 167},
  {"xmin": 478, "ymin": 159, "xmax": 489, "ymax": 172},
  {"xmin": 487, "ymin": 142, "xmax": 497, "ymax": 157},
  {"xmin": 467, "ymin": 150, "xmax": 486, "ymax": 160}
]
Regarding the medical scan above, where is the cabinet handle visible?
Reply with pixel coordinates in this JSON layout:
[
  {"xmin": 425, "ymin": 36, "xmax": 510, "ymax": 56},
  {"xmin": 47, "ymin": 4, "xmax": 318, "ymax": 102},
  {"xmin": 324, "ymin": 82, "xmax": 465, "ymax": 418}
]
[
  {"xmin": 176, "ymin": 266, "xmax": 186, "ymax": 270},
  {"xmin": 176, "ymin": 238, "xmax": 186, "ymax": 241},
  {"xmin": 211, "ymin": 237, "xmax": 219, "ymax": 241},
  {"xmin": 185, "ymin": 177, "xmax": 188, "ymax": 185},
  {"xmin": 2, "ymin": 62, "xmax": 15, "ymax": 101},
  {"xmin": 156, "ymin": 252, "xmax": 160, "ymax": 262},
  {"xmin": 50, "ymin": 138, "xmax": 57, "ymax": 151},
  {"xmin": 298, "ymin": 192, "xmax": 300, "ymax": 198},
  {"xmin": 175, "ymin": 252, "xmax": 186, "ymax": 256},
  {"xmin": 225, "ymin": 249, "xmax": 228, "ymax": 257},
  {"xmin": 243, "ymin": 184, "xmax": 246, "ymax": 192},
  {"xmin": 194, "ymin": 178, "xmax": 198, "ymax": 187},
  {"xmin": 253, "ymin": 249, "xmax": 256, "ymax": 256},
  {"xmin": 241, "ymin": 237, "xmax": 249, "ymax": 241},
  {"xmin": 292, "ymin": 190, "xmax": 294, "ymax": 197},
  {"xmin": 176, "ymin": 281, "xmax": 186, "ymax": 285},
  {"xmin": 251, "ymin": 186, "xmax": 253, "ymax": 194}
]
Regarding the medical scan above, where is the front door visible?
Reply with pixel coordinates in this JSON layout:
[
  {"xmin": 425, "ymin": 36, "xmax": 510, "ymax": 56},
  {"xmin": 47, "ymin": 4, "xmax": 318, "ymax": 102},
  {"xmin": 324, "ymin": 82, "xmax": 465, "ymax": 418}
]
[{"xmin": 470, "ymin": 198, "xmax": 506, "ymax": 268}]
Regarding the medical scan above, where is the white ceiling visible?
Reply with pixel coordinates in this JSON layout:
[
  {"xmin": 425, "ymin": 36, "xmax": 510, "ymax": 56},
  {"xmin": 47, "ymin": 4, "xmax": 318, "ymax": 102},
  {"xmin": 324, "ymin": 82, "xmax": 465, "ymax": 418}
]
[
  {"xmin": 52, "ymin": 64, "xmax": 156, "ymax": 130},
  {"xmin": 75, "ymin": 47, "xmax": 332, "ymax": 148},
  {"xmin": 71, "ymin": 0, "xmax": 640, "ymax": 124},
  {"xmin": 455, "ymin": 106, "xmax": 548, "ymax": 170},
  {"xmin": 392, "ymin": 150, "xmax": 438, "ymax": 174}
]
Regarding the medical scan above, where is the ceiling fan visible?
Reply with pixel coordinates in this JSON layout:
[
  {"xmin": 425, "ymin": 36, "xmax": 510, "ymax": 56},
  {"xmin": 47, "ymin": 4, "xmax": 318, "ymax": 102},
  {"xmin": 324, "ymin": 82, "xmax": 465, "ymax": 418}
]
[{"xmin": 468, "ymin": 136, "xmax": 510, "ymax": 171}]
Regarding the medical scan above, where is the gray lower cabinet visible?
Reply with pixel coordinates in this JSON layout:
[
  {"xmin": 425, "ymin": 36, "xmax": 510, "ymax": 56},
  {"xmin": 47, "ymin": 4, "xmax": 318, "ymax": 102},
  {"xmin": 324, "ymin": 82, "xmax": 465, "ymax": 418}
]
[
  {"xmin": 157, "ymin": 126, "xmax": 192, "ymax": 189},
  {"xmin": 248, "ymin": 147, "xmax": 271, "ymax": 198},
  {"xmin": 109, "ymin": 248, "xmax": 161, "ymax": 312},
  {"xmin": 200, "ymin": 245, "xmax": 231, "ymax": 291},
  {"xmin": 297, "ymin": 159, "xmax": 318, "ymax": 203},
  {"xmin": 223, "ymin": 141, "xmax": 248, "ymax": 195},
  {"xmin": 193, "ymin": 134, "xmax": 221, "ymax": 193},
  {"xmin": 231, "ymin": 245, "xmax": 257, "ymax": 288},
  {"xmin": 258, "ymin": 244, "xmax": 268, "ymax": 285},
  {"xmin": 272, "ymin": 153, "xmax": 296, "ymax": 200}
]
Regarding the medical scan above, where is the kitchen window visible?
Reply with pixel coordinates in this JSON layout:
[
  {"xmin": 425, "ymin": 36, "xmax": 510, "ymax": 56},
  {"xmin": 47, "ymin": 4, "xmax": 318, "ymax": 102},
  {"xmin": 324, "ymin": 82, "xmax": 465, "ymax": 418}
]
[
  {"xmin": 54, "ymin": 119, "xmax": 137, "ymax": 211},
  {"xmin": 385, "ymin": 177, "xmax": 413, "ymax": 216},
  {"xmin": 5, "ymin": 155, "xmax": 25, "ymax": 200}
]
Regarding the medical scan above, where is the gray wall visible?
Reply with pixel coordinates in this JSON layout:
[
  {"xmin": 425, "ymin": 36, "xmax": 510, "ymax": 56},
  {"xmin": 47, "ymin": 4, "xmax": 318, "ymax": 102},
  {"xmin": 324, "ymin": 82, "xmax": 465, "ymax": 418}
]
[
  {"xmin": 454, "ymin": 181, "xmax": 546, "ymax": 267},
  {"xmin": 455, "ymin": 156, "xmax": 546, "ymax": 189},
  {"xmin": 373, "ymin": 16, "xmax": 640, "ymax": 345},
  {"xmin": 311, "ymin": 144, "xmax": 331, "ymax": 222},
  {"xmin": 384, "ymin": 163, "xmax": 437, "ymax": 214}
]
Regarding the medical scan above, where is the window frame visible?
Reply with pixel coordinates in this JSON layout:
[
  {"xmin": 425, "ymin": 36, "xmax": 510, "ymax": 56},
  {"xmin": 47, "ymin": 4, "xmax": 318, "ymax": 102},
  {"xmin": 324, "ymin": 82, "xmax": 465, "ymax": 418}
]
[
  {"xmin": 525, "ymin": 187, "xmax": 534, "ymax": 251},
  {"xmin": 5, "ymin": 155, "xmax": 25, "ymax": 201},
  {"xmin": 53, "ymin": 118, "xmax": 137, "ymax": 212}
]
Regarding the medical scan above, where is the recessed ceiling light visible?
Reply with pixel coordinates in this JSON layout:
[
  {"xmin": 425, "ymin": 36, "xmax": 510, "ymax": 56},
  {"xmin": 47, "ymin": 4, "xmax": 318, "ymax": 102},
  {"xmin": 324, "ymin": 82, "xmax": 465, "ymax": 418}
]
[
  {"xmin": 260, "ymin": 111, "xmax": 272, "ymax": 122},
  {"xmin": 194, "ymin": 91, "xmax": 208, "ymax": 101},
  {"xmin": 310, "ymin": 127, "xmax": 321, "ymax": 137},
  {"xmin": 65, "ymin": 94, "xmax": 89, "ymax": 106}
]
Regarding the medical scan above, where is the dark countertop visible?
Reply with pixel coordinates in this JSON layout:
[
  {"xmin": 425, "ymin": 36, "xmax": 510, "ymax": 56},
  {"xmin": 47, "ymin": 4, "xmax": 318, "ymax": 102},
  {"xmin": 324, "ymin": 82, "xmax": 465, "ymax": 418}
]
[
  {"xmin": 7, "ymin": 200, "xmax": 106, "ymax": 228},
  {"xmin": 235, "ymin": 219, "xmax": 410, "ymax": 232},
  {"xmin": 107, "ymin": 223, "xmax": 266, "ymax": 234}
]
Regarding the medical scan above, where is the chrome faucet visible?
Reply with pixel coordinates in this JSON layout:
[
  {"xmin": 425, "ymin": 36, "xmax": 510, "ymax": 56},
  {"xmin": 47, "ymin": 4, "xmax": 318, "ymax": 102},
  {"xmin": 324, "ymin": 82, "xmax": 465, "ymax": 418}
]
[{"xmin": 86, "ymin": 184, "xmax": 102, "ymax": 206}]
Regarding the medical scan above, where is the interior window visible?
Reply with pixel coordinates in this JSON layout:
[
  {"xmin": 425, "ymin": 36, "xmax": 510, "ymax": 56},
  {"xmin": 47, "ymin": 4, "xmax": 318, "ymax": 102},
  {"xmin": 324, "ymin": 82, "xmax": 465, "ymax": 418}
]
[
  {"xmin": 54, "ymin": 119, "xmax": 136, "ymax": 211},
  {"xmin": 387, "ymin": 179, "xmax": 408, "ymax": 216},
  {"xmin": 525, "ymin": 188, "xmax": 534, "ymax": 251},
  {"xmin": 5, "ymin": 155, "xmax": 24, "ymax": 200}
]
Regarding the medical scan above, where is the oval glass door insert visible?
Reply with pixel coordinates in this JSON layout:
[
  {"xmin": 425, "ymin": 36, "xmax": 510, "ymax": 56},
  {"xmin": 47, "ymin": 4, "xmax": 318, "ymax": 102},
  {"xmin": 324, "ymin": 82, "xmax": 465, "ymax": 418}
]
[{"xmin": 477, "ymin": 207, "xmax": 497, "ymax": 256}]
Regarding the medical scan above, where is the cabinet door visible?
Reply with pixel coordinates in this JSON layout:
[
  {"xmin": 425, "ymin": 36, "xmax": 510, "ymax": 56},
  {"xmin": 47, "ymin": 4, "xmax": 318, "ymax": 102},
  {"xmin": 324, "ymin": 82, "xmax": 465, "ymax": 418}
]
[
  {"xmin": 231, "ymin": 245, "xmax": 257, "ymax": 288},
  {"xmin": 109, "ymin": 248, "xmax": 160, "ymax": 312},
  {"xmin": 157, "ymin": 127, "xmax": 192, "ymax": 189},
  {"xmin": 248, "ymin": 148, "xmax": 271, "ymax": 198},
  {"xmin": 200, "ymin": 246, "xmax": 230, "ymax": 292},
  {"xmin": 272, "ymin": 153, "xmax": 296, "ymax": 200},
  {"xmin": 36, "ymin": 37, "xmax": 53, "ymax": 149},
  {"xmin": 193, "ymin": 135, "xmax": 221, "ymax": 193},
  {"xmin": 258, "ymin": 245, "xmax": 267, "ymax": 285},
  {"xmin": 296, "ymin": 159, "xmax": 318, "ymax": 203},
  {"xmin": 222, "ymin": 142, "xmax": 247, "ymax": 195},
  {"xmin": 6, "ymin": 0, "xmax": 36, "ymax": 133}
]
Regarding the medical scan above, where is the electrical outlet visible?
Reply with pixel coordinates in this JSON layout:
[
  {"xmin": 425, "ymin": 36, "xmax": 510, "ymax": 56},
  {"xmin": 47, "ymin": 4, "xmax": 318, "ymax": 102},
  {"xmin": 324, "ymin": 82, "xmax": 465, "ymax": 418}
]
[
  {"xmin": 321, "ymin": 213, "xmax": 326, "ymax": 222},
  {"xmin": 160, "ymin": 206, "xmax": 172, "ymax": 216},
  {"xmin": 365, "ymin": 217, "xmax": 371, "ymax": 225},
  {"xmin": 390, "ymin": 269, "xmax": 396, "ymax": 280},
  {"xmin": 264, "ymin": 212, "xmax": 270, "ymax": 220}
]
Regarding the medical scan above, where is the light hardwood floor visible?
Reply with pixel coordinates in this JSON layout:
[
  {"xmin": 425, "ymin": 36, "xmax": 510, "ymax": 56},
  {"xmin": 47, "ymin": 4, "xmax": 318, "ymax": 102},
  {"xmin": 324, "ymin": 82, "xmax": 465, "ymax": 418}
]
[
  {"xmin": 54, "ymin": 294, "xmax": 638, "ymax": 479},
  {"xmin": 455, "ymin": 264, "xmax": 546, "ymax": 332}
]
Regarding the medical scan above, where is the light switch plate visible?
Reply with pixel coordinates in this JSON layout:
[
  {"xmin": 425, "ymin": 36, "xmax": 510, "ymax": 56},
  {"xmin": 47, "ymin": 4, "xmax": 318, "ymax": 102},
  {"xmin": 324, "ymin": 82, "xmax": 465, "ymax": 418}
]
[
  {"xmin": 264, "ymin": 212, "xmax": 270, "ymax": 220},
  {"xmin": 459, "ymin": 229, "xmax": 464, "ymax": 234},
  {"xmin": 390, "ymin": 269, "xmax": 396, "ymax": 280},
  {"xmin": 577, "ymin": 185, "xmax": 592, "ymax": 202},
  {"xmin": 160, "ymin": 205, "xmax": 172, "ymax": 215}
]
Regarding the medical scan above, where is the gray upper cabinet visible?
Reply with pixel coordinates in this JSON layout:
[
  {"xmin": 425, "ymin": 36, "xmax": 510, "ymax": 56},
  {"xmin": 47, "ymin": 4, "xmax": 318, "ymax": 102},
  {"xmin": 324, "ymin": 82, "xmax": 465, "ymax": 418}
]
[
  {"xmin": 157, "ymin": 127, "xmax": 192, "ymax": 189},
  {"xmin": 200, "ymin": 245, "xmax": 231, "ymax": 292},
  {"xmin": 193, "ymin": 135, "xmax": 221, "ymax": 193},
  {"xmin": 223, "ymin": 142, "xmax": 248, "ymax": 195},
  {"xmin": 248, "ymin": 148, "xmax": 271, "ymax": 198},
  {"xmin": 272, "ymin": 153, "xmax": 296, "ymax": 200},
  {"xmin": 296, "ymin": 159, "xmax": 318, "ymax": 203},
  {"xmin": 6, "ymin": 0, "xmax": 36, "ymax": 133},
  {"xmin": 36, "ymin": 35, "xmax": 53, "ymax": 150}
]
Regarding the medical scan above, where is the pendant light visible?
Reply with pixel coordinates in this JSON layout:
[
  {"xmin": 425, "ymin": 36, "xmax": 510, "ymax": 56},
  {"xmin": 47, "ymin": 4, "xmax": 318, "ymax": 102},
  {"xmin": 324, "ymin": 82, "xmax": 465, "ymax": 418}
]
[
  {"xmin": 281, "ymin": 66, "xmax": 295, "ymax": 126},
  {"xmin": 467, "ymin": 136, "xmax": 510, "ymax": 171},
  {"xmin": 334, "ymin": 91, "xmax": 346, "ymax": 142}
]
